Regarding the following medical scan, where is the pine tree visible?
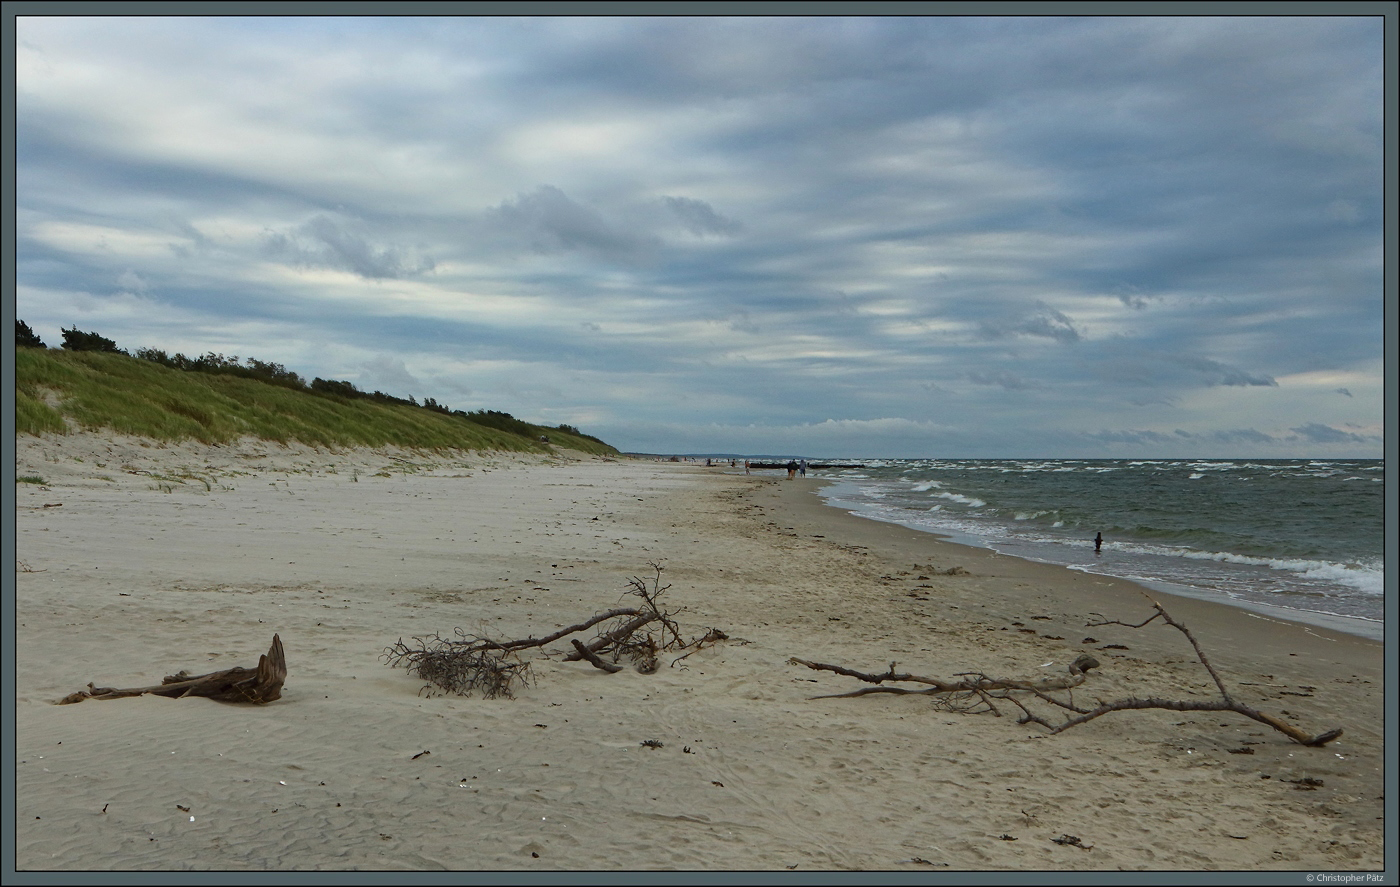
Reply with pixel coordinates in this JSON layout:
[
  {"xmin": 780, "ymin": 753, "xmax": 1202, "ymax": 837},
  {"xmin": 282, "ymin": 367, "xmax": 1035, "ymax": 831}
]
[
  {"xmin": 60, "ymin": 327, "xmax": 124, "ymax": 353},
  {"xmin": 16, "ymin": 320, "xmax": 46, "ymax": 348}
]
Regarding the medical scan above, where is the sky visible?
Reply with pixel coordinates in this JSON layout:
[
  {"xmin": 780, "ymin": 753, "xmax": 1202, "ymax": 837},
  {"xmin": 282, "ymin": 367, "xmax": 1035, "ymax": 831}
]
[{"xmin": 12, "ymin": 14, "xmax": 1387, "ymax": 458}]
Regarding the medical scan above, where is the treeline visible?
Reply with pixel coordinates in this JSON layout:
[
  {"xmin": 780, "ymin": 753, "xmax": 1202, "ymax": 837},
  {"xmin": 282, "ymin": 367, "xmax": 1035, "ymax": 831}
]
[{"xmin": 15, "ymin": 321, "xmax": 610, "ymax": 448}]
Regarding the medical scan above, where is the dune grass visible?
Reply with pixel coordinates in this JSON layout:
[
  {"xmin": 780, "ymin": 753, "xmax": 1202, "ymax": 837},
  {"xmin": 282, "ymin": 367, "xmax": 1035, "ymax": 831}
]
[{"xmin": 13, "ymin": 348, "xmax": 619, "ymax": 456}]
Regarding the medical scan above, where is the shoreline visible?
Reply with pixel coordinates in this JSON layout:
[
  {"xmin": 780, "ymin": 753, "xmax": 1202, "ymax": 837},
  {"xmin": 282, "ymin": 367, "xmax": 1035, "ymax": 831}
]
[
  {"xmin": 760, "ymin": 477, "xmax": 1382, "ymax": 672},
  {"xmin": 798, "ymin": 475, "xmax": 1384, "ymax": 643},
  {"xmin": 12, "ymin": 434, "xmax": 1387, "ymax": 872}
]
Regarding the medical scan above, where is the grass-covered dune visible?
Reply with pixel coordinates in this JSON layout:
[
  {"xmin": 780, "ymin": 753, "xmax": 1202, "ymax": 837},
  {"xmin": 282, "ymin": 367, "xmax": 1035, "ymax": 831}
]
[{"xmin": 14, "ymin": 347, "xmax": 619, "ymax": 456}]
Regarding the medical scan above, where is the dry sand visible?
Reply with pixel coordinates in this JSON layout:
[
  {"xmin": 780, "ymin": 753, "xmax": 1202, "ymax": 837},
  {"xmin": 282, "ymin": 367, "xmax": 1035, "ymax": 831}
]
[{"xmin": 10, "ymin": 432, "xmax": 1388, "ymax": 872}]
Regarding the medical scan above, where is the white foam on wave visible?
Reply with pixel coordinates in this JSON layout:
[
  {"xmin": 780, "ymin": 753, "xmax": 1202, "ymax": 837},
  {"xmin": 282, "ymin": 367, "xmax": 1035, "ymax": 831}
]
[
  {"xmin": 931, "ymin": 491, "xmax": 985, "ymax": 508},
  {"xmin": 1114, "ymin": 544, "xmax": 1386, "ymax": 596},
  {"xmin": 1295, "ymin": 561, "xmax": 1387, "ymax": 596}
]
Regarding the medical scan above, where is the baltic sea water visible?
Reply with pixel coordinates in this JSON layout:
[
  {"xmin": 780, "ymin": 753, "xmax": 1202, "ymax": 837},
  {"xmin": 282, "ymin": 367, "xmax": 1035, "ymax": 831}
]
[{"xmin": 771, "ymin": 458, "xmax": 1385, "ymax": 640}]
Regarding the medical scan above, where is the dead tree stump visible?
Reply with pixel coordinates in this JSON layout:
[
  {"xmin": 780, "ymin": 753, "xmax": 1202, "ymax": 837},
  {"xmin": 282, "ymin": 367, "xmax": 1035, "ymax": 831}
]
[{"xmin": 57, "ymin": 635, "xmax": 287, "ymax": 705}]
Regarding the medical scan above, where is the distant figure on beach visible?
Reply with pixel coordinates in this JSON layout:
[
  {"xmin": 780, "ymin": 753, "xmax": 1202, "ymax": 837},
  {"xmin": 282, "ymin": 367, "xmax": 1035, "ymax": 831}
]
[
  {"xmin": 786, "ymin": 460, "xmax": 798, "ymax": 479},
  {"xmin": 799, "ymin": 459, "xmax": 807, "ymax": 477},
  {"xmin": 744, "ymin": 460, "xmax": 750, "ymax": 475},
  {"xmin": 1094, "ymin": 532, "xmax": 1103, "ymax": 554}
]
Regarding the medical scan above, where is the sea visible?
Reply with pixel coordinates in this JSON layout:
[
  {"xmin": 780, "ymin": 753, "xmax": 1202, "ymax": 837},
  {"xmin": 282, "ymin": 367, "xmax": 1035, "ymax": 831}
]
[{"xmin": 746, "ymin": 458, "xmax": 1385, "ymax": 640}]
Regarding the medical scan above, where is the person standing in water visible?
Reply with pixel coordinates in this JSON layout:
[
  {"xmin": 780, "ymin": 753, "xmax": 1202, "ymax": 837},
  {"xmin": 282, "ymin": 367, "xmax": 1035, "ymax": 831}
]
[{"xmin": 1094, "ymin": 532, "xmax": 1103, "ymax": 554}]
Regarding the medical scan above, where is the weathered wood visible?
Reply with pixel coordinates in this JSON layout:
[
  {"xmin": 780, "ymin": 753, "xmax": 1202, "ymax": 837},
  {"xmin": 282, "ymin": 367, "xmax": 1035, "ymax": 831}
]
[
  {"xmin": 1075, "ymin": 601, "xmax": 1344, "ymax": 746},
  {"xmin": 57, "ymin": 635, "xmax": 286, "ymax": 705},
  {"xmin": 562, "ymin": 612, "xmax": 658, "ymax": 661},
  {"xmin": 789, "ymin": 654, "xmax": 1099, "ymax": 699},
  {"xmin": 384, "ymin": 563, "xmax": 725, "ymax": 695},
  {"xmin": 570, "ymin": 639, "xmax": 624, "ymax": 673},
  {"xmin": 1027, "ymin": 695, "xmax": 1345, "ymax": 747},
  {"xmin": 475, "ymin": 608, "xmax": 643, "ymax": 654},
  {"xmin": 794, "ymin": 597, "xmax": 1345, "ymax": 747}
]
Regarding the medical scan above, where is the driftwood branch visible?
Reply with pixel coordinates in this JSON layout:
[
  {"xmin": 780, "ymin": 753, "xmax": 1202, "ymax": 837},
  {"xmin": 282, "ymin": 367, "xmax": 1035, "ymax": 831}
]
[
  {"xmin": 790, "ymin": 654, "xmax": 1100, "ymax": 699},
  {"xmin": 1018, "ymin": 695, "xmax": 1344, "ymax": 746},
  {"xmin": 383, "ymin": 563, "xmax": 728, "ymax": 696},
  {"xmin": 1063, "ymin": 601, "xmax": 1343, "ymax": 746},
  {"xmin": 559, "ymin": 563, "xmax": 685, "ymax": 671},
  {"xmin": 58, "ymin": 635, "xmax": 286, "ymax": 705},
  {"xmin": 1089, "ymin": 605, "xmax": 1235, "ymax": 700},
  {"xmin": 471, "ymin": 607, "xmax": 644, "ymax": 655},
  {"xmin": 561, "ymin": 612, "xmax": 657, "ymax": 661},
  {"xmin": 626, "ymin": 563, "xmax": 687, "ymax": 651},
  {"xmin": 792, "ymin": 598, "xmax": 1344, "ymax": 747},
  {"xmin": 570, "ymin": 639, "xmax": 623, "ymax": 673}
]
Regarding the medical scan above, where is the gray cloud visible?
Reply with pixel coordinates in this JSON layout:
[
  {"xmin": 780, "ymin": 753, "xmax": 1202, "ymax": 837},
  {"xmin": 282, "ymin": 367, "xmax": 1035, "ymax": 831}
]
[
  {"xmin": 490, "ymin": 186, "xmax": 657, "ymax": 261},
  {"xmin": 1205, "ymin": 428, "xmax": 1277, "ymax": 444},
  {"xmin": 116, "ymin": 269, "xmax": 149, "ymax": 294},
  {"xmin": 978, "ymin": 303, "xmax": 1082, "ymax": 344},
  {"xmin": 1171, "ymin": 356, "xmax": 1277, "ymax": 388},
  {"xmin": 1290, "ymin": 423, "xmax": 1368, "ymax": 444},
  {"xmin": 360, "ymin": 355, "xmax": 421, "ymax": 394},
  {"xmin": 1112, "ymin": 284, "xmax": 1154, "ymax": 310},
  {"xmin": 1086, "ymin": 429, "xmax": 1178, "ymax": 445},
  {"xmin": 263, "ymin": 215, "xmax": 435, "ymax": 280},
  {"xmin": 1096, "ymin": 350, "xmax": 1281, "ymax": 394},
  {"xmin": 662, "ymin": 196, "xmax": 743, "ymax": 237},
  {"xmin": 966, "ymin": 370, "xmax": 1036, "ymax": 390}
]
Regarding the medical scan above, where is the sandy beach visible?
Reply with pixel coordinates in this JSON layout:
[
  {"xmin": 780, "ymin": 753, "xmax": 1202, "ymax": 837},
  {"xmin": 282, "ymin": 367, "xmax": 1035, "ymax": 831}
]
[{"xmin": 11, "ymin": 432, "xmax": 1387, "ymax": 872}]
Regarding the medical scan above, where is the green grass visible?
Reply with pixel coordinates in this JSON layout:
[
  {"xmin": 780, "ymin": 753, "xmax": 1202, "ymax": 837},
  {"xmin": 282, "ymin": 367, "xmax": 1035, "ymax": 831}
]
[
  {"xmin": 16, "ymin": 388, "xmax": 67, "ymax": 436},
  {"xmin": 17, "ymin": 475, "xmax": 47, "ymax": 485},
  {"xmin": 14, "ymin": 348, "xmax": 620, "ymax": 456}
]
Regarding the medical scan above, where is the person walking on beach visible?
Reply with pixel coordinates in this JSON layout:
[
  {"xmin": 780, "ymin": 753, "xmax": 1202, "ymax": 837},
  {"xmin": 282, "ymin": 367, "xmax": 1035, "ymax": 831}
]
[
  {"xmin": 744, "ymin": 460, "xmax": 750, "ymax": 475},
  {"xmin": 1094, "ymin": 532, "xmax": 1103, "ymax": 554},
  {"xmin": 786, "ymin": 460, "xmax": 798, "ymax": 479},
  {"xmin": 799, "ymin": 459, "xmax": 807, "ymax": 477}
]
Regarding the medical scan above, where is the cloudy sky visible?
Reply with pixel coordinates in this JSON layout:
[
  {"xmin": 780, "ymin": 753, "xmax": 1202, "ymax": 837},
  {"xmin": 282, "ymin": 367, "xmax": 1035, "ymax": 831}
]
[{"xmin": 13, "ymin": 15, "xmax": 1385, "ymax": 457}]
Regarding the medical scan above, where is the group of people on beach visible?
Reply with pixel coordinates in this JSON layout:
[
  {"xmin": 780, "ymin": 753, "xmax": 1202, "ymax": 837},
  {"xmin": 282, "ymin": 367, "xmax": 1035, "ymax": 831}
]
[{"xmin": 707, "ymin": 458, "xmax": 810, "ymax": 477}]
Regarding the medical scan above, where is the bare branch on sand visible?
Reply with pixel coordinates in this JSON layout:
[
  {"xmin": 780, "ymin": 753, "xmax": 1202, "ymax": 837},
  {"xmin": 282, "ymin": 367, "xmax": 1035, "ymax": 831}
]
[{"xmin": 791, "ymin": 599, "xmax": 1343, "ymax": 747}]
